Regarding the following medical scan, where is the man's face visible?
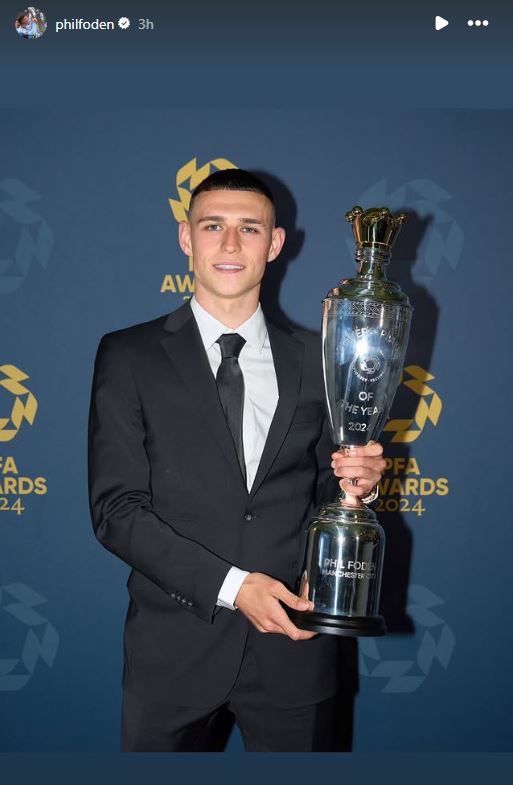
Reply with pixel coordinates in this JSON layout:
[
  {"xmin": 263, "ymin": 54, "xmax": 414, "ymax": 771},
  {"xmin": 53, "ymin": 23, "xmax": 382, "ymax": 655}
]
[
  {"xmin": 179, "ymin": 189, "xmax": 285, "ymax": 307},
  {"xmin": 21, "ymin": 15, "xmax": 29, "ymax": 26}
]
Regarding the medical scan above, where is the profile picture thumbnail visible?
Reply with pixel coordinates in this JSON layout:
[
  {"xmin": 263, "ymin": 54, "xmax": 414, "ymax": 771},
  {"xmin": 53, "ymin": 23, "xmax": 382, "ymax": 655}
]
[{"xmin": 15, "ymin": 7, "xmax": 47, "ymax": 39}]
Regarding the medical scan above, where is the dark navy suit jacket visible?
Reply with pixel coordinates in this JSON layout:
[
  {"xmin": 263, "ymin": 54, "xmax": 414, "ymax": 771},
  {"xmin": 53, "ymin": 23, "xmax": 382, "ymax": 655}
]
[{"xmin": 88, "ymin": 301, "xmax": 351, "ymax": 708}]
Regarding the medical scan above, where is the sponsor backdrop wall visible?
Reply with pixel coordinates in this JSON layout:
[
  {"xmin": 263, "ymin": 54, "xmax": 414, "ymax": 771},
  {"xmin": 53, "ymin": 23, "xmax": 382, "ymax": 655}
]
[{"xmin": 1, "ymin": 108, "xmax": 511, "ymax": 755}]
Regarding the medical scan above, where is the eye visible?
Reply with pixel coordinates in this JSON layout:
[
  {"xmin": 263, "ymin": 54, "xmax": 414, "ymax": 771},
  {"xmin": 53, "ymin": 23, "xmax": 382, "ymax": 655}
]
[
  {"xmin": 241, "ymin": 226, "xmax": 258, "ymax": 233},
  {"xmin": 205, "ymin": 223, "xmax": 222, "ymax": 231}
]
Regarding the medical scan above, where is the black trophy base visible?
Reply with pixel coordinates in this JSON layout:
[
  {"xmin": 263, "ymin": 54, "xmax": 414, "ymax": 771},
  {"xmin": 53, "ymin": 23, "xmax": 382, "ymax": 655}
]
[{"xmin": 287, "ymin": 609, "xmax": 387, "ymax": 637}]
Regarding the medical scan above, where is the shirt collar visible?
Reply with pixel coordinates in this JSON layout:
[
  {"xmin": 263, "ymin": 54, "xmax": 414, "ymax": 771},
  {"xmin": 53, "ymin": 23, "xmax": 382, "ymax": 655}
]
[{"xmin": 190, "ymin": 295, "xmax": 268, "ymax": 353}]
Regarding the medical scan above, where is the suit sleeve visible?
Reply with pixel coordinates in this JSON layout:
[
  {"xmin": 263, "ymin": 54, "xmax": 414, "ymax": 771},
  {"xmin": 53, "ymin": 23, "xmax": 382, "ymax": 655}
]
[
  {"xmin": 315, "ymin": 412, "xmax": 339, "ymax": 506},
  {"xmin": 87, "ymin": 333, "xmax": 232, "ymax": 624}
]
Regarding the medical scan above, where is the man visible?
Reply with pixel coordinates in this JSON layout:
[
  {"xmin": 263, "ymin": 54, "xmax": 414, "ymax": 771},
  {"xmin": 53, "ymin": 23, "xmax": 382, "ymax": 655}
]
[
  {"xmin": 15, "ymin": 10, "xmax": 43, "ymax": 39},
  {"xmin": 88, "ymin": 169, "xmax": 386, "ymax": 751}
]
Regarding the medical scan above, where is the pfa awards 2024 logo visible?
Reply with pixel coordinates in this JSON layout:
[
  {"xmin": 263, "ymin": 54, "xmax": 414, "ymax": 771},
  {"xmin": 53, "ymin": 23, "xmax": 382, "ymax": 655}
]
[
  {"xmin": 0, "ymin": 365, "xmax": 48, "ymax": 516},
  {"xmin": 160, "ymin": 157, "xmax": 238, "ymax": 298}
]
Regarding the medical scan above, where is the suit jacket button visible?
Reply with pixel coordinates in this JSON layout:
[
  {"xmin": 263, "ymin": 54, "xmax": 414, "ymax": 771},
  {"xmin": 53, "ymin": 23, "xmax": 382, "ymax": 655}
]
[
  {"xmin": 244, "ymin": 512, "xmax": 253, "ymax": 521},
  {"xmin": 187, "ymin": 601, "xmax": 193, "ymax": 607}
]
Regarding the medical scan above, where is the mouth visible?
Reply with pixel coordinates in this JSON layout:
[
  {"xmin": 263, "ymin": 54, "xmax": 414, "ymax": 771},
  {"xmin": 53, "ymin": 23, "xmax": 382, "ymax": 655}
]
[{"xmin": 213, "ymin": 263, "xmax": 245, "ymax": 272}]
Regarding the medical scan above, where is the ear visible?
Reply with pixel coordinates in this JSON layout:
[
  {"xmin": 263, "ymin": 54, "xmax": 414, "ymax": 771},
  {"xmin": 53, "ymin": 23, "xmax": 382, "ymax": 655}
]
[
  {"xmin": 178, "ymin": 221, "xmax": 193, "ymax": 257},
  {"xmin": 267, "ymin": 226, "xmax": 286, "ymax": 263}
]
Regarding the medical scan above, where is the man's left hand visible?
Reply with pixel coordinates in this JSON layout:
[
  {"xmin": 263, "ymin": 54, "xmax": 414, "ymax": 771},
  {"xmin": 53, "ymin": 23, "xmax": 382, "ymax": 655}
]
[{"xmin": 331, "ymin": 441, "xmax": 386, "ymax": 498}]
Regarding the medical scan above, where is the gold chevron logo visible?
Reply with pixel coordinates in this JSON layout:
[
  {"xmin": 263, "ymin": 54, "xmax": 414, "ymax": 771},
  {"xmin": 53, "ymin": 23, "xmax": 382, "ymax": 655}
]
[
  {"xmin": 0, "ymin": 365, "xmax": 38, "ymax": 442},
  {"xmin": 383, "ymin": 365, "xmax": 442, "ymax": 443},
  {"xmin": 168, "ymin": 157, "xmax": 238, "ymax": 272}
]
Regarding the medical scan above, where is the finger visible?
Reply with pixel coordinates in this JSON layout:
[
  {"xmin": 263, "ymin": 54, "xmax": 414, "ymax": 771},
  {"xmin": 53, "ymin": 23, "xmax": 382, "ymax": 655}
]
[
  {"xmin": 332, "ymin": 442, "xmax": 383, "ymax": 458},
  {"xmin": 339, "ymin": 477, "xmax": 376, "ymax": 496},
  {"xmin": 273, "ymin": 584, "xmax": 314, "ymax": 612},
  {"xmin": 273, "ymin": 607, "xmax": 318, "ymax": 640},
  {"xmin": 249, "ymin": 602, "xmax": 313, "ymax": 638},
  {"xmin": 296, "ymin": 630, "xmax": 318, "ymax": 640},
  {"xmin": 282, "ymin": 625, "xmax": 318, "ymax": 641},
  {"xmin": 339, "ymin": 473, "xmax": 378, "ymax": 488},
  {"xmin": 332, "ymin": 465, "xmax": 377, "ymax": 481},
  {"xmin": 339, "ymin": 474, "xmax": 378, "ymax": 488},
  {"xmin": 332, "ymin": 456, "xmax": 387, "ymax": 471},
  {"xmin": 245, "ymin": 607, "xmax": 290, "ymax": 636},
  {"xmin": 332, "ymin": 458, "xmax": 384, "ymax": 474},
  {"xmin": 250, "ymin": 618, "xmax": 273, "ymax": 634}
]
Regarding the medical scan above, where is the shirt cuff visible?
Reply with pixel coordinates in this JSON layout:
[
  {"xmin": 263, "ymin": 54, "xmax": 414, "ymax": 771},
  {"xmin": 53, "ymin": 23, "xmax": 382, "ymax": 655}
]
[{"xmin": 216, "ymin": 566, "xmax": 250, "ymax": 611}]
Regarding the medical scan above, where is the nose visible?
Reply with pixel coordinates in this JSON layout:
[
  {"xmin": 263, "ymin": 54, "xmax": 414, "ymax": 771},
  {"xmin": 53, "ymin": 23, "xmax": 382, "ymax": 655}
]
[{"xmin": 221, "ymin": 225, "xmax": 241, "ymax": 253}]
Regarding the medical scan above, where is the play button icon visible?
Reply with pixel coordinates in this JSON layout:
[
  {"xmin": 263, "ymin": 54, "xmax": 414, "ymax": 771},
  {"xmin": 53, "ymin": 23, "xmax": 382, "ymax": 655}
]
[{"xmin": 435, "ymin": 16, "xmax": 449, "ymax": 30}]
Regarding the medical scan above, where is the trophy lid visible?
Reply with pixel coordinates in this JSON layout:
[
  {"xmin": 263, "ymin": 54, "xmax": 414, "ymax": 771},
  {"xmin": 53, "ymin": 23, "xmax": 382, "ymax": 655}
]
[
  {"xmin": 325, "ymin": 204, "xmax": 412, "ymax": 306},
  {"xmin": 346, "ymin": 205, "xmax": 406, "ymax": 251}
]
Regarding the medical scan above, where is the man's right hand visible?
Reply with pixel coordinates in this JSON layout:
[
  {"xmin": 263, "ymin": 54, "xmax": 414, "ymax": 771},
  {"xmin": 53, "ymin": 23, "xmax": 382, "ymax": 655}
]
[{"xmin": 234, "ymin": 572, "xmax": 318, "ymax": 641}]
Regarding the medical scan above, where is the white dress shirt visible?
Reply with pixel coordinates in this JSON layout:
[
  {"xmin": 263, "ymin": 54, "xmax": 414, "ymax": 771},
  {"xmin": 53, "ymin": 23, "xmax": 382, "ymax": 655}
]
[{"xmin": 189, "ymin": 296, "xmax": 279, "ymax": 610}]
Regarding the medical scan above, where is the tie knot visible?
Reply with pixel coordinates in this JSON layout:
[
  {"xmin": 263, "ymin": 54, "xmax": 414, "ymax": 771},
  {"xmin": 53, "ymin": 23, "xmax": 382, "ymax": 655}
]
[{"xmin": 217, "ymin": 333, "xmax": 246, "ymax": 359}]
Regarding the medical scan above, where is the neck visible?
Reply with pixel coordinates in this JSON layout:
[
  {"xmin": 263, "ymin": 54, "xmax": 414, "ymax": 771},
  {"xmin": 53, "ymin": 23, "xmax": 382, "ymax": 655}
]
[{"xmin": 194, "ymin": 290, "xmax": 260, "ymax": 328}]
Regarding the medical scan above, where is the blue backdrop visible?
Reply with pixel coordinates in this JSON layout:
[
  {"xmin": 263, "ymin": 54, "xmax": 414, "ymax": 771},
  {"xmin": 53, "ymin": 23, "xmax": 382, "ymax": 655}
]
[{"xmin": 1, "ymin": 108, "xmax": 512, "ymax": 757}]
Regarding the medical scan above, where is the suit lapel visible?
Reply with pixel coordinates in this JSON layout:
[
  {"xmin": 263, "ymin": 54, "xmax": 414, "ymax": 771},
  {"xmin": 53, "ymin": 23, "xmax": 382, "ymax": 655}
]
[
  {"xmin": 160, "ymin": 303, "xmax": 304, "ymax": 500},
  {"xmin": 248, "ymin": 320, "xmax": 304, "ymax": 502},
  {"xmin": 159, "ymin": 302, "xmax": 247, "ymax": 490}
]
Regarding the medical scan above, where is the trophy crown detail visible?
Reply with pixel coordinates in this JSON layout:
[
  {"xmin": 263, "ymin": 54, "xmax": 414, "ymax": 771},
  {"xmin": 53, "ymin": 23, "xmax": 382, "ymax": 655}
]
[{"xmin": 345, "ymin": 205, "xmax": 406, "ymax": 251}]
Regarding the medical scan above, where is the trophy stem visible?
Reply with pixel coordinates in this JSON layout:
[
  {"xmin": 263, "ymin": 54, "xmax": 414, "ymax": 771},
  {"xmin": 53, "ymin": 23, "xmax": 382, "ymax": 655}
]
[
  {"xmin": 337, "ymin": 489, "xmax": 366, "ymax": 510},
  {"xmin": 356, "ymin": 246, "xmax": 390, "ymax": 277},
  {"xmin": 336, "ymin": 444, "xmax": 366, "ymax": 510}
]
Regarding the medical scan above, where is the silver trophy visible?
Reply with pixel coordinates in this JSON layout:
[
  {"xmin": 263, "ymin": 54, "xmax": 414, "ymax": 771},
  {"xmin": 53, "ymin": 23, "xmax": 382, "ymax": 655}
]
[{"xmin": 289, "ymin": 206, "xmax": 413, "ymax": 637}]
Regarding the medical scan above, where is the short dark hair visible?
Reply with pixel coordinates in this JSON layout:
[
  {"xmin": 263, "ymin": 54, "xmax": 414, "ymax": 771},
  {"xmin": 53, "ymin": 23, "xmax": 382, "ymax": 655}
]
[{"xmin": 188, "ymin": 169, "xmax": 275, "ymax": 222}]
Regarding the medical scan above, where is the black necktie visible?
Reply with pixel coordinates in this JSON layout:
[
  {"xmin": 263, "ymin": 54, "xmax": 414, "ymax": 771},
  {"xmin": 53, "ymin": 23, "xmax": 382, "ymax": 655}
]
[{"xmin": 216, "ymin": 333, "xmax": 246, "ymax": 482}]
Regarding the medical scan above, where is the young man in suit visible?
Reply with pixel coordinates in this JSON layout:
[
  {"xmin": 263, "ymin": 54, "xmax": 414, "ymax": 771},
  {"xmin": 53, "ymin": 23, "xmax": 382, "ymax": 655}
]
[{"xmin": 88, "ymin": 169, "xmax": 386, "ymax": 751}]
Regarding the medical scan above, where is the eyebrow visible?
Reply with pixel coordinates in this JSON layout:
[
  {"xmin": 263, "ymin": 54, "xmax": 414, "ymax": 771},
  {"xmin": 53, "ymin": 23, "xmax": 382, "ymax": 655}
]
[{"xmin": 196, "ymin": 215, "xmax": 266, "ymax": 226}]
